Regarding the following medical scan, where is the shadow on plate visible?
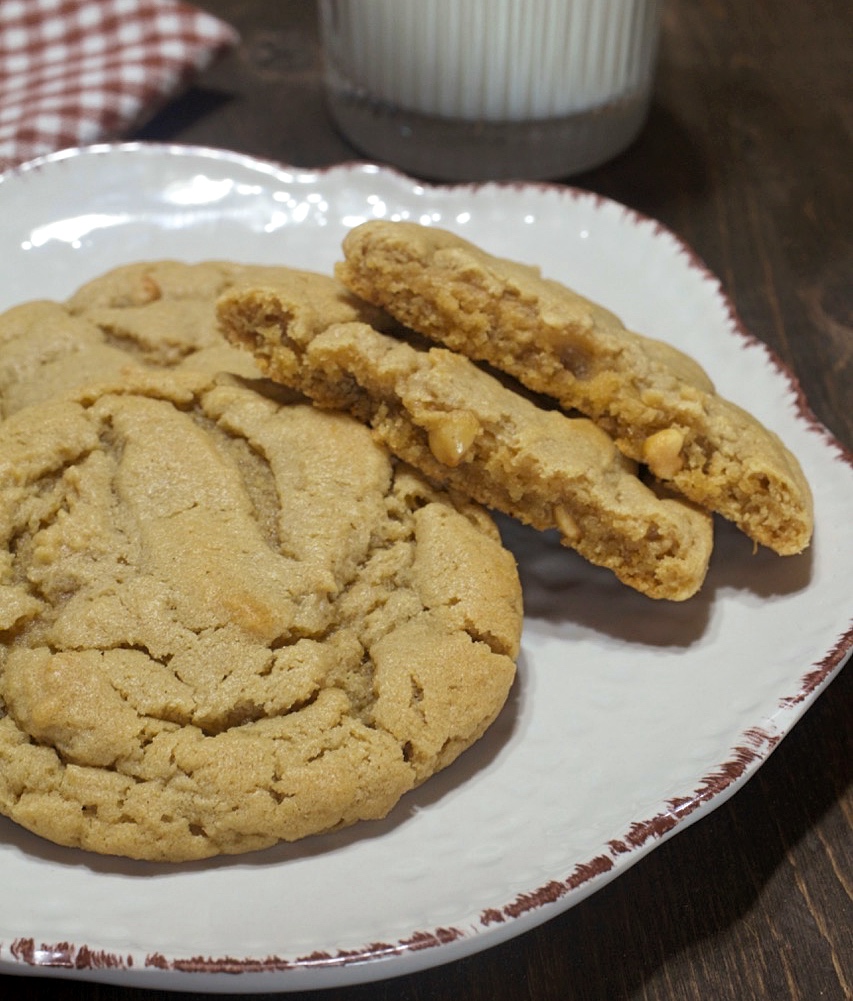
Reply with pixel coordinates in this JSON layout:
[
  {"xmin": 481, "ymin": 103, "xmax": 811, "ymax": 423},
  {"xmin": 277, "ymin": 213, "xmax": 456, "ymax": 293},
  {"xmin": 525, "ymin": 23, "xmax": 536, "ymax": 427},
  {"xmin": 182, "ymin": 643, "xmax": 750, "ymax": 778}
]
[{"xmin": 497, "ymin": 512, "xmax": 814, "ymax": 649}]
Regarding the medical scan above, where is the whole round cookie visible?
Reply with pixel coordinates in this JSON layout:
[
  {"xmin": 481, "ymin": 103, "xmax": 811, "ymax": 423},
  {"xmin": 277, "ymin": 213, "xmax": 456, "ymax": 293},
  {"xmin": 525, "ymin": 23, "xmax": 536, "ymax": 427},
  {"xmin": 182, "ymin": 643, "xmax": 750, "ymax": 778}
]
[{"xmin": 0, "ymin": 370, "xmax": 521, "ymax": 861}]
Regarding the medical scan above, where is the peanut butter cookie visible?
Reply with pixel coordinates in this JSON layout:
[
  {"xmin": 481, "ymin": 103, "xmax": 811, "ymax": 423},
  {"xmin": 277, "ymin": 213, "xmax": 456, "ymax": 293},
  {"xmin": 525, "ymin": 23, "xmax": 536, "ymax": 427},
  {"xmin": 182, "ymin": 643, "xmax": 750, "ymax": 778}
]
[
  {"xmin": 335, "ymin": 221, "xmax": 813, "ymax": 556},
  {"xmin": 0, "ymin": 369, "xmax": 521, "ymax": 861}
]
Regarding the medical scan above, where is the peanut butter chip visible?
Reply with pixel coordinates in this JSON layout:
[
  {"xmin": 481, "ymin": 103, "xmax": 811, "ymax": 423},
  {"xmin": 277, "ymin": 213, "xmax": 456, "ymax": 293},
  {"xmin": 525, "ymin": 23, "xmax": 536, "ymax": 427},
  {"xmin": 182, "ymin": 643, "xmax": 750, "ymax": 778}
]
[
  {"xmin": 642, "ymin": 428, "xmax": 686, "ymax": 480},
  {"xmin": 426, "ymin": 410, "xmax": 481, "ymax": 467},
  {"xmin": 554, "ymin": 506, "xmax": 582, "ymax": 544},
  {"xmin": 137, "ymin": 274, "xmax": 162, "ymax": 305}
]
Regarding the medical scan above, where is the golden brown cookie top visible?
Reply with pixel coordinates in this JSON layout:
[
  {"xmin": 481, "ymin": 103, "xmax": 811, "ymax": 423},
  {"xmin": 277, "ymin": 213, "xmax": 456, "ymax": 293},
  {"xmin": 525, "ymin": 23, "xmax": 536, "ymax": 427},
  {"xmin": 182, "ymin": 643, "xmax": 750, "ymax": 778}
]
[{"xmin": 0, "ymin": 369, "xmax": 520, "ymax": 861}]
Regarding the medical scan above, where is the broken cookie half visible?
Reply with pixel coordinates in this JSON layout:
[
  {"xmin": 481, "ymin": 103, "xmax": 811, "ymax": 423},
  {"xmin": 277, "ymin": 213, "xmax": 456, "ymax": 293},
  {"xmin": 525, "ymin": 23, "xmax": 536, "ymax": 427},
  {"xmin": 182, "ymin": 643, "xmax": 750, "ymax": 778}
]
[{"xmin": 335, "ymin": 220, "xmax": 813, "ymax": 557}]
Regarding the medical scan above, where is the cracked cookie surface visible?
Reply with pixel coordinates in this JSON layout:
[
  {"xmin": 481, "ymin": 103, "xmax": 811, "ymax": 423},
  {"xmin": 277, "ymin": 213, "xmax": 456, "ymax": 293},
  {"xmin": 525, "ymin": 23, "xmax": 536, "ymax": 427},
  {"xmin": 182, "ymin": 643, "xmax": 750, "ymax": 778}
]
[
  {"xmin": 0, "ymin": 370, "xmax": 521, "ymax": 861},
  {"xmin": 336, "ymin": 220, "xmax": 813, "ymax": 556}
]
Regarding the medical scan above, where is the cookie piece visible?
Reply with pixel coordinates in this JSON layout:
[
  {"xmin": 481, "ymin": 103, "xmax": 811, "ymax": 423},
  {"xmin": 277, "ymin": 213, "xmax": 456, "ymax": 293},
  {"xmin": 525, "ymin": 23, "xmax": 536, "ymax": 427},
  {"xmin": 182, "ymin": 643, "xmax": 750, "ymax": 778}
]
[
  {"xmin": 335, "ymin": 220, "xmax": 814, "ymax": 556},
  {"xmin": 218, "ymin": 279, "xmax": 713, "ymax": 601},
  {"xmin": 0, "ymin": 369, "xmax": 521, "ymax": 861},
  {"xmin": 0, "ymin": 260, "xmax": 386, "ymax": 418}
]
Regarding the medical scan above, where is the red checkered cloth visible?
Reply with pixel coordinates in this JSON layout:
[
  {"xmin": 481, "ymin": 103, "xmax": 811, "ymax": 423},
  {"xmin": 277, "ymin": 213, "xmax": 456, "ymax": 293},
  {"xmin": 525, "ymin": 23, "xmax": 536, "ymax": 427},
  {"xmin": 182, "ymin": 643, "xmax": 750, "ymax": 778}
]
[{"xmin": 0, "ymin": 0, "xmax": 238, "ymax": 172}]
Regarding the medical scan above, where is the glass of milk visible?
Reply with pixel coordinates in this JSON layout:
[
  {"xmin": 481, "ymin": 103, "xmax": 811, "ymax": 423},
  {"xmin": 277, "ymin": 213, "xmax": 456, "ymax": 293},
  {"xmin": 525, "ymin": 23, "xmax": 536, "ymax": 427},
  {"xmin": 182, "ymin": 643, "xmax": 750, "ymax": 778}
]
[{"xmin": 318, "ymin": 0, "xmax": 661, "ymax": 181}]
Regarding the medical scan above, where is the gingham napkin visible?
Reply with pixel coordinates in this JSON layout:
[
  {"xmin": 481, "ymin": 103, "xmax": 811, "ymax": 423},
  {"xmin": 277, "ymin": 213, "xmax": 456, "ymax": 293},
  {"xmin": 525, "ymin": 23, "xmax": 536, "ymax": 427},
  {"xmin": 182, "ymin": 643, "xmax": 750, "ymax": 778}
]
[{"xmin": 0, "ymin": 0, "xmax": 238, "ymax": 172}]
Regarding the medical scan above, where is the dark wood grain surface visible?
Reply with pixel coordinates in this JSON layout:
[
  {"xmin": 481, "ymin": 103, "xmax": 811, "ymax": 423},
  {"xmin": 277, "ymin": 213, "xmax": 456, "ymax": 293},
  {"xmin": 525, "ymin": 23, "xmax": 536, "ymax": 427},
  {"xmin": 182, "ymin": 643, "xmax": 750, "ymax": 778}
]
[{"xmin": 4, "ymin": 2, "xmax": 851, "ymax": 998}]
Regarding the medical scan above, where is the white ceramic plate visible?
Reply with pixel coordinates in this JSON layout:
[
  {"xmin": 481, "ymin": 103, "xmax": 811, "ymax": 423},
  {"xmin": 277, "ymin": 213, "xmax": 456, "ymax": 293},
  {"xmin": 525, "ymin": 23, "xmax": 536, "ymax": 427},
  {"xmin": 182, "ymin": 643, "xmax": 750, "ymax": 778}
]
[{"xmin": 0, "ymin": 144, "xmax": 850, "ymax": 993}]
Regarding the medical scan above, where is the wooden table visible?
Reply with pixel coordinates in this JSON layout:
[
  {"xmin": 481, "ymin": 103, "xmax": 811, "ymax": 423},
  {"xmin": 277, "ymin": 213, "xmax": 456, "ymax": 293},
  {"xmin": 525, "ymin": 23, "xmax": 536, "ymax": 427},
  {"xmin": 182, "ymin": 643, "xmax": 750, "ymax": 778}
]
[{"xmin": 5, "ymin": 1, "xmax": 850, "ymax": 998}]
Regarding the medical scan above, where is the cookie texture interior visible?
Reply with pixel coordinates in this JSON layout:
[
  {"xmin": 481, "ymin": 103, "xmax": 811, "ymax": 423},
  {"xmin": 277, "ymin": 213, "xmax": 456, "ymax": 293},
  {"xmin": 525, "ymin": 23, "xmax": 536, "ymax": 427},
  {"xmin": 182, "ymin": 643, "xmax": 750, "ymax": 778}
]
[
  {"xmin": 218, "ymin": 282, "xmax": 714, "ymax": 602},
  {"xmin": 336, "ymin": 220, "xmax": 813, "ymax": 556},
  {"xmin": 0, "ymin": 369, "xmax": 521, "ymax": 861}
]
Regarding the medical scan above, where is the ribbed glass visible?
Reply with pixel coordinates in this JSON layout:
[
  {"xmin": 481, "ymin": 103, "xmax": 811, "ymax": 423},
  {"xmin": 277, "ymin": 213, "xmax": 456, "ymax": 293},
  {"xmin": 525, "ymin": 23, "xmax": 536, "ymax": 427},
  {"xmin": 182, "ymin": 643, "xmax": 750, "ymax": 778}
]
[{"xmin": 319, "ymin": 0, "xmax": 661, "ymax": 180}]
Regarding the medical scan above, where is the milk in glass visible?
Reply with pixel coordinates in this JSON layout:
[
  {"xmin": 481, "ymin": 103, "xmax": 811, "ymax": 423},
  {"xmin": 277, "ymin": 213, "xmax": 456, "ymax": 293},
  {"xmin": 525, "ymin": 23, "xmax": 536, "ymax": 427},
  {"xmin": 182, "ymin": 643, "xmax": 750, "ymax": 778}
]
[{"xmin": 319, "ymin": 0, "xmax": 661, "ymax": 180}]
